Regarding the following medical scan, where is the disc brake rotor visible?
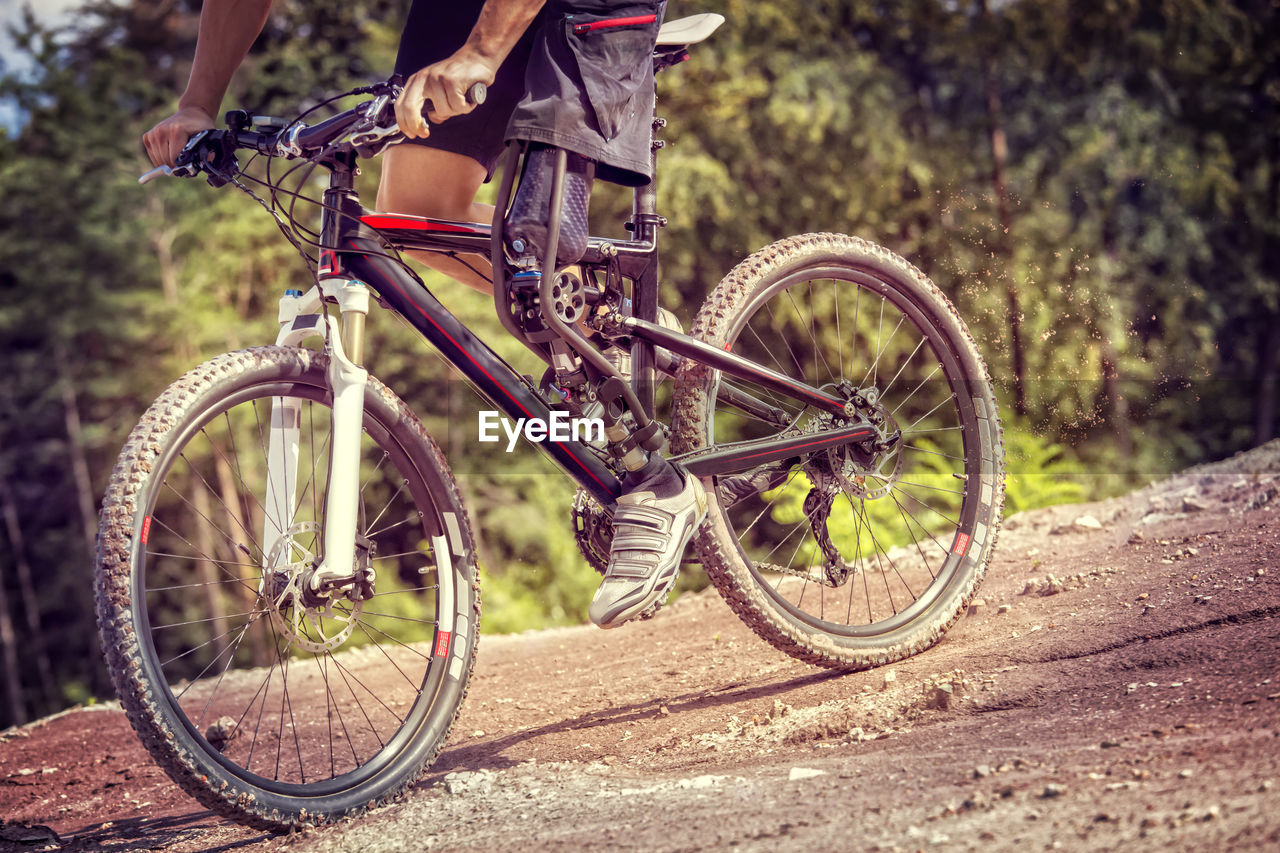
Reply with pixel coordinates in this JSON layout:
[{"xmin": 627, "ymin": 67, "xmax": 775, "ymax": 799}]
[{"xmin": 261, "ymin": 521, "xmax": 362, "ymax": 653}]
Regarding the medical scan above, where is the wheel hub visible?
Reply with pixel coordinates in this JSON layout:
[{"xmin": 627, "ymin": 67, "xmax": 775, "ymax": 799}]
[
  {"xmin": 260, "ymin": 522, "xmax": 364, "ymax": 653},
  {"xmin": 789, "ymin": 389, "xmax": 904, "ymax": 586}
]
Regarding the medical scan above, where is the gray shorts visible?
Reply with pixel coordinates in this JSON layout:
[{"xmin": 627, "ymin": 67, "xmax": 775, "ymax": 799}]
[{"xmin": 393, "ymin": 0, "xmax": 540, "ymax": 179}]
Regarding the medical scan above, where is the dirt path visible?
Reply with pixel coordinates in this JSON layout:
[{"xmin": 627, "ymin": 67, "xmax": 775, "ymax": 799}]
[{"xmin": 3, "ymin": 444, "xmax": 1279, "ymax": 851}]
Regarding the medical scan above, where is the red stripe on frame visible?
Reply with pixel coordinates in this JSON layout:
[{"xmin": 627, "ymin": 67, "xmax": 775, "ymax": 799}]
[
  {"xmin": 360, "ymin": 214, "xmax": 488, "ymax": 234},
  {"xmin": 573, "ymin": 14, "xmax": 657, "ymax": 34}
]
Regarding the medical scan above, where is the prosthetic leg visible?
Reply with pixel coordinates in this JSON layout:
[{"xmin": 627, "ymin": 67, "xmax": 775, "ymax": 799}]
[{"xmin": 495, "ymin": 143, "xmax": 706, "ymax": 627}]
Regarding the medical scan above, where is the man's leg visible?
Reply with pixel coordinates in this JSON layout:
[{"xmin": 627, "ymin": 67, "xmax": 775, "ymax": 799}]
[{"xmin": 376, "ymin": 143, "xmax": 495, "ymax": 294}]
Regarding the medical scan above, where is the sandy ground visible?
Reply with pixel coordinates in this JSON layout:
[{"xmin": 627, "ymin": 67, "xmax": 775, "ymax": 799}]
[{"xmin": 2, "ymin": 442, "xmax": 1279, "ymax": 852}]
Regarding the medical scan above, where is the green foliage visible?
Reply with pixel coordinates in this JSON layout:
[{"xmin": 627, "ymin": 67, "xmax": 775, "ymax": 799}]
[
  {"xmin": 1, "ymin": 0, "xmax": 1277, "ymax": 725},
  {"xmin": 1002, "ymin": 426, "xmax": 1091, "ymax": 516}
]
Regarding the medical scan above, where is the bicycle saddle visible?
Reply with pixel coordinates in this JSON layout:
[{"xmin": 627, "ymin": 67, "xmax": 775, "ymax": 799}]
[{"xmin": 656, "ymin": 13, "xmax": 725, "ymax": 47}]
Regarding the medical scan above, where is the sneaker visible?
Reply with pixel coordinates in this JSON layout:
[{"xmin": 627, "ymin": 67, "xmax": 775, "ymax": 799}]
[{"xmin": 589, "ymin": 467, "xmax": 708, "ymax": 628}]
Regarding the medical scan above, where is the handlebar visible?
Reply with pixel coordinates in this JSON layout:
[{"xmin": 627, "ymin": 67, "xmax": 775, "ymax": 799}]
[{"xmin": 139, "ymin": 79, "xmax": 488, "ymax": 185}]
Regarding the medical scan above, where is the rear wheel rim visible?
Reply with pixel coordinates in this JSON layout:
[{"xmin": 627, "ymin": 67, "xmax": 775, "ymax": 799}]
[{"xmin": 706, "ymin": 264, "xmax": 985, "ymax": 639}]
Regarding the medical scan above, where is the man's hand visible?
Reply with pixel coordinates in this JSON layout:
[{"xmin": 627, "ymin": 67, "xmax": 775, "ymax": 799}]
[
  {"xmin": 143, "ymin": 106, "xmax": 217, "ymax": 168},
  {"xmin": 395, "ymin": 51, "xmax": 498, "ymax": 139}
]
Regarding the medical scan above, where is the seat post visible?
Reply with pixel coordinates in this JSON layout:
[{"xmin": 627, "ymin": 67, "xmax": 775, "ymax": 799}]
[{"xmin": 629, "ymin": 110, "xmax": 667, "ymax": 418}]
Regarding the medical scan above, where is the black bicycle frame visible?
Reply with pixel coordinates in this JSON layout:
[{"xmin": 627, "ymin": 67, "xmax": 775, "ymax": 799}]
[{"xmin": 316, "ymin": 154, "xmax": 861, "ymax": 509}]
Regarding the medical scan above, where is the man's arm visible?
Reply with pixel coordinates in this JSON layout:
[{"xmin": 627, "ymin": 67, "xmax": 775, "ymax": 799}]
[
  {"xmin": 394, "ymin": 0, "xmax": 545, "ymax": 139},
  {"xmin": 142, "ymin": 0, "xmax": 274, "ymax": 167}
]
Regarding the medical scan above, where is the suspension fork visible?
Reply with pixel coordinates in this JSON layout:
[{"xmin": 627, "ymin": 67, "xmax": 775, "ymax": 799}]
[
  {"xmin": 262, "ymin": 278, "xmax": 370, "ymax": 592},
  {"xmin": 314, "ymin": 279, "xmax": 370, "ymax": 589}
]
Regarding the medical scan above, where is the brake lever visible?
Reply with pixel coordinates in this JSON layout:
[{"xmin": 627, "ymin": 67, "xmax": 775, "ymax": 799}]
[
  {"xmin": 349, "ymin": 94, "xmax": 401, "ymax": 152},
  {"xmin": 138, "ymin": 130, "xmax": 212, "ymax": 184},
  {"xmin": 138, "ymin": 164, "xmax": 180, "ymax": 185}
]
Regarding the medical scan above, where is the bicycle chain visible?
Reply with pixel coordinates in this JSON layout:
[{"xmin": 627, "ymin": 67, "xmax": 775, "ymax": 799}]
[{"xmin": 571, "ymin": 488, "xmax": 612, "ymax": 576}]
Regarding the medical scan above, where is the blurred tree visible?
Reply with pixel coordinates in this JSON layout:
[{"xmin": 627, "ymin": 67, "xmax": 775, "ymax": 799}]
[{"xmin": 0, "ymin": 0, "xmax": 1276, "ymax": 728}]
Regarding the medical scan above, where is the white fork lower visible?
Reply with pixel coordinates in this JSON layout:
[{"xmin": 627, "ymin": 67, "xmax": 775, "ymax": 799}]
[{"xmin": 262, "ymin": 280, "xmax": 370, "ymax": 591}]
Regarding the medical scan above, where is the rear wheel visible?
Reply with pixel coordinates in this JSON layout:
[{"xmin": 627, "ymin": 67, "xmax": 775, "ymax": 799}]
[
  {"xmin": 95, "ymin": 346, "xmax": 478, "ymax": 828},
  {"xmin": 672, "ymin": 234, "xmax": 1003, "ymax": 669}
]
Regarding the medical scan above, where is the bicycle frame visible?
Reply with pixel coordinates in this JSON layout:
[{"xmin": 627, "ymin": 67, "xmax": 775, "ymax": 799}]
[{"xmin": 268, "ymin": 145, "xmax": 870, "ymax": 586}]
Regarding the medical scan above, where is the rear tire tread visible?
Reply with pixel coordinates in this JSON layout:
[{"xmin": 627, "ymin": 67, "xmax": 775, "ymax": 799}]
[{"xmin": 672, "ymin": 233, "xmax": 1005, "ymax": 670}]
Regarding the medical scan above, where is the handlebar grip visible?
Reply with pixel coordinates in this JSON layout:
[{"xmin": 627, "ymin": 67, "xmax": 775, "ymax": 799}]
[{"xmin": 421, "ymin": 81, "xmax": 487, "ymax": 118}]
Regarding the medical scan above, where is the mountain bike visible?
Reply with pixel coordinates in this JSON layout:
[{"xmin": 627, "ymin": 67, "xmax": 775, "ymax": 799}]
[{"xmin": 97, "ymin": 12, "xmax": 1004, "ymax": 829}]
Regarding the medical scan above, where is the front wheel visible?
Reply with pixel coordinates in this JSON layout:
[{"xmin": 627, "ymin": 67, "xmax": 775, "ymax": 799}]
[
  {"xmin": 672, "ymin": 234, "xmax": 1004, "ymax": 669},
  {"xmin": 95, "ymin": 346, "xmax": 478, "ymax": 828}
]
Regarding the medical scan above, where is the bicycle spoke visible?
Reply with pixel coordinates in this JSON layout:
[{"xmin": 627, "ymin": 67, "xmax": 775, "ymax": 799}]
[
  {"xmin": 156, "ymin": 488, "xmax": 263, "ymax": 598},
  {"xmin": 153, "ymin": 608, "xmax": 265, "ymax": 631},
  {"xmin": 115, "ymin": 365, "xmax": 472, "ymax": 802},
  {"xmin": 197, "ymin": 431, "xmax": 267, "ymax": 557},
  {"xmin": 365, "ymin": 585, "xmax": 438, "ymax": 597},
  {"xmin": 191, "ymin": 616, "xmax": 259, "ymax": 729},
  {"xmin": 326, "ymin": 643, "xmax": 405, "ymax": 727},
  {"xmin": 890, "ymin": 364, "xmax": 942, "ymax": 418},
  {"xmin": 173, "ymin": 613, "xmax": 260, "ymax": 704},
  {"xmin": 292, "ymin": 423, "xmax": 331, "ymax": 524},
  {"xmin": 891, "ymin": 484, "xmax": 961, "ymax": 528},
  {"xmin": 895, "ymin": 479, "xmax": 966, "ymax": 496},
  {"xmin": 881, "ymin": 336, "xmax": 926, "ymax": 399},
  {"xmin": 364, "ymin": 477, "xmax": 411, "ymax": 542},
  {"xmin": 371, "ymin": 548, "xmax": 434, "ymax": 562},
  {"xmin": 903, "ymin": 443, "xmax": 965, "ymax": 463},
  {"xmin": 145, "ymin": 555, "xmax": 262, "ymax": 575},
  {"xmin": 352, "ymin": 610, "xmax": 439, "ymax": 625},
  {"xmin": 701, "ymin": 249, "xmax": 991, "ymax": 643},
  {"xmin": 326, "ymin": 650, "xmax": 387, "ymax": 753},
  {"xmin": 366, "ymin": 514, "xmax": 417, "ymax": 539},
  {"xmin": 763, "ymin": 301, "xmax": 808, "ymax": 380},
  {"xmin": 901, "ymin": 394, "xmax": 955, "ymax": 435},
  {"xmin": 888, "ymin": 490, "xmax": 942, "ymax": 582}
]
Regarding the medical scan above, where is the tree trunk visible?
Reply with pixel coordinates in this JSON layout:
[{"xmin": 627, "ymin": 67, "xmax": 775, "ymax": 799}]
[
  {"xmin": 0, "ymin": 548, "xmax": 28, "ymax": 725},
  {"xmin": 0, "ymin": 477, "xmax": 58, "ymax": 711},
  {"xmin": 51, "ymin": 340, "xmax": 103, "ymax": 687},
  {"xmin": 978, "ymin": 0, "xmax": 1026, "ymax": 417},
  {"xmin": 149, "ymin": 197, "xmax": 181, "ymax": 307},
  {"xmin": 52, "ymin": 343, "xmax": 99, "ymax": 566},
  {"xmin": 1256, "ymin": 133, "xmax": 1280, "ymax": 446}
]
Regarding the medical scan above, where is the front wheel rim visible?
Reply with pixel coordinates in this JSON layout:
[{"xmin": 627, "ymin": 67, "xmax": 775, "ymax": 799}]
[{"xmin": 131, "ymin": 376, "xmax": 459, "ymax": 797}]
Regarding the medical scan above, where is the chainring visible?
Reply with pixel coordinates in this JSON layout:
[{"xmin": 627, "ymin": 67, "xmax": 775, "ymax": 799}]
[{"xmin": 571, "ymin": 488, "xmax": 613, "ymax": 576}]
